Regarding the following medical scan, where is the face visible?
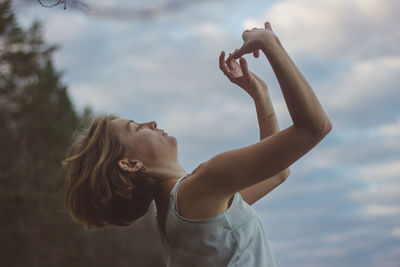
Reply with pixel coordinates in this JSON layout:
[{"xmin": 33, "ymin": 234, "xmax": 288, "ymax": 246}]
[{"xmin": 111, "ymin": 118, "xmax": 177, "ymax": 164}]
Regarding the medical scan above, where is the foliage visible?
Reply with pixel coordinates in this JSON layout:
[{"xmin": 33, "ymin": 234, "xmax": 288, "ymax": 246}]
[{"xmin": 0, "ymin": 1, "xmax": 164, "ymax": 266}]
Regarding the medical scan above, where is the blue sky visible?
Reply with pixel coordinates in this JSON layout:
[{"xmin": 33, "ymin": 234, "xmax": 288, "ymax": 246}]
[{"xmin": 13, "ymin": 0, "xmax": 400, "ymax": 266}]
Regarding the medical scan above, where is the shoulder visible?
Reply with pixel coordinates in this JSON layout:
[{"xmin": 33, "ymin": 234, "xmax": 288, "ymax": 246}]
[{"xmin": 177, "ymin": 162, "xmax": 234, "ymax": 220}]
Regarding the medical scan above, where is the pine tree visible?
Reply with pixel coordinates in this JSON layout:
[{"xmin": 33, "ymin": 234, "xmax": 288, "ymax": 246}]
[
  {"xmin": 0, "ymin": 2, "xmax": 165, "ymax": 266},
  {"xmin": 0, "ymin": 1, "xmax": 84, "ymax": 265}
]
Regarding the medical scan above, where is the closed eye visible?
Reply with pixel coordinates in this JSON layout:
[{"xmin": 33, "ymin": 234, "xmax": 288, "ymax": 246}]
[{"xmin": 127, "ymin": 120, "xmax": 140, "ymax": 132}]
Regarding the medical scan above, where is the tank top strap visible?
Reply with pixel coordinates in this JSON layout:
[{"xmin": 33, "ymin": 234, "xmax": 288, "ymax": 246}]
[{"xmin": 170, "ymin": 173, "xmax": 190, "ymax": 209}]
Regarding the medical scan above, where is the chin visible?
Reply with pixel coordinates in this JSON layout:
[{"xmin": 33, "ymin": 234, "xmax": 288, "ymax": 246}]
[
  {"xmin": 169, "ymin": 135, "xmax": 178, "ymax": 146},
  {"xmin": 171, "ymin": 135, "xmax": 177, "ymax": 143}
]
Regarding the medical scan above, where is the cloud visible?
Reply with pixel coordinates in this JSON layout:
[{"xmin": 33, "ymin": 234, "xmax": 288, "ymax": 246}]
[
  {"xmin": 13, "ymin": 1, "xmax": 400, "ymax": 266},
  {"xmin": 44, "ymin": 13, "xmax": 88, "ymax": 44},
  {"xmin": 82, "ymin": 0, "xmax": 223, "ymax": 21},
  {"xmin": 379, "ymin": 116, "xmax": 400, "ymax": 136},
  {"xmin": 391, "ymin": 227, "xmax": 400, "ymax": 238},
  {"xmin": 349, "ymin": 159, "xmax": 400, "ymax": 220},
  {"xmin": 324, "ymin": 56, "xmax": 400, "ymax": 127},
  {"xmin": 240, "ymin": 0, "xmax": 400, "ymax": 130},
  {"xmin": 371, "ymin": 246, "xmax": 400, "ymax": 267},
  {"xmin": 297, "ymin": 122, "xmax": 400, "ymax": 172},
  {"xmin": 352, "ymin": 159, "xmax": 400, "ymax": 182},
  {"xmin": 192, "ymin": 22, "xmax": 225, "ymax": 38},
  {"xmin": 365, "ymin": 204, "xmax": 400, "ymax": 216},
  {"xmin": 244, "ymin": 0, "xmax": 400, "ymax": 60}
]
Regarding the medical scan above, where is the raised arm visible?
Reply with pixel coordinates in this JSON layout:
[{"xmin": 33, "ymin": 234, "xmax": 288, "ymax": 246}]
[
  {"xmin": 219, "ymin": 50, "xmax": 290, "ymax": 204},
  {"xmin": 183, "ymin": 22, "xmax": 332, "ymax": 219},
  {"xmin": 232, "ymin": 22, "xmax": 331, "ymax": 133}
]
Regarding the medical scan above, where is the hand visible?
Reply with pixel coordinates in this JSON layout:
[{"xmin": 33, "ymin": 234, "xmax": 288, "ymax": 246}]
[
  {"xmin": 219, "ymin": 51, "xmax": 267, "ymax": 100},
  {"xmin": 232, "ymin": 21, "xmax": 280, "ymax": 59}
]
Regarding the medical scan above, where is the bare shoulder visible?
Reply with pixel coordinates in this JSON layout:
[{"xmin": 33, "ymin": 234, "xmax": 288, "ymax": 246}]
[{"xmin": 177, "ymin": 162, "xmax": 233, "ymax": 220}]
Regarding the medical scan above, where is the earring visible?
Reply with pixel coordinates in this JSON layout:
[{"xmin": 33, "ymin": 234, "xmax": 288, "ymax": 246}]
[{"xmin": 140, "ymin": 165, "xmax": 147, "ymax": 172}]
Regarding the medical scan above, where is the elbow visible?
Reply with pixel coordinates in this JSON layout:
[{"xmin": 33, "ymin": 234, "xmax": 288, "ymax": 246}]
[
  {"xmin": 309, "ymin": 120, "xmax": 333, "ymax": 138},
  {"xmin": 295, "ymin": 119, "xmax": 333, "ymax": 138},
  {"xmin": 319, "ymin": 120, "xmax": 333, "ymax": 137},
  {"xmin": 280, "ymin": 168, "xmax": 291, "ymax": 182},
  {"xmin": 324, "ymin": 120, "xmax": 333, "ymax": 133}
]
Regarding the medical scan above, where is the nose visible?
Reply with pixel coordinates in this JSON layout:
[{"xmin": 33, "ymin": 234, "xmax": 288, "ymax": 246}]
[{"xmin": 149, "ymin": 121, "xmax": 157, "ymax": 130}]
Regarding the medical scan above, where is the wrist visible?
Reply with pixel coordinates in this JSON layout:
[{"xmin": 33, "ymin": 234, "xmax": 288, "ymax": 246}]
[
  {"xmin": 252, "ymin": 86, "xmax": 269, "ymax": 103},
  {"xmin": 253, "ymin": 91, "xmax": 275, "ymax": 117},
  {"xmin": 260, "ymin": 35, "xmax": 282, "ymax": 55},
  {"xmin": 242, "ymin": 80, "xmax": 267, "ymax": 99}
]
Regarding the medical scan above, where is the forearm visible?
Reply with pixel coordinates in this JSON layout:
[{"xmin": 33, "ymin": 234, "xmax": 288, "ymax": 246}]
[
  {"xmin": 261, "ymin": 40, "xmax": 332, "ymax": 134},
  {"xmin": 253, "ymin": 91, "xmax": 280, "ymax": 140},
  {"xmin": 253, "ymin": 90, "xmax": 290, "ymax": 177}
]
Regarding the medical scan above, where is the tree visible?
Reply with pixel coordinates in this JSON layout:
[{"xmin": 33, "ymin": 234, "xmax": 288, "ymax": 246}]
[
  {"xmin": 0, "ymin": 1, "xmax": 165, "ymax": 266},
  {"xmin": 0, "ymin": 0, "xmax": 83, "ymax": 265}
]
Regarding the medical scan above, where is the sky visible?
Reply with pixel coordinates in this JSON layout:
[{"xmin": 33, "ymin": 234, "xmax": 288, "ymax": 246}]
[{"xmin": 12, "ymin": 0, "xmax": 400, "ymax": 266}]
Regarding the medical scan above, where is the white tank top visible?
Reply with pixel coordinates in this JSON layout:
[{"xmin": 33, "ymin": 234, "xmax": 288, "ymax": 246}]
[{"xmin": 157, "ymin": 174, "xmax": 280, "ymax": 267}]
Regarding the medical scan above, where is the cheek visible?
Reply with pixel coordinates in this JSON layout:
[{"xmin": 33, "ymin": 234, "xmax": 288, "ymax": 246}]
[{"xmin": 134, "ymin": 133, "xmax": 160, "ymax": 155}]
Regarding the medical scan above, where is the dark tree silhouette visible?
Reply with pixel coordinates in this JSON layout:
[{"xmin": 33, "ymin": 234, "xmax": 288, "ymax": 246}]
[{"xmin": 0, "ymin": 1, "xmax": 165, "ymax": 266}]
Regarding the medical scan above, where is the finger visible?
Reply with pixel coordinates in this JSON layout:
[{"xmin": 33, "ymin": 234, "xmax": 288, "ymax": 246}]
[
  {"xmin": 219, "ymin": 51, "xmax": 226, "ymax": 71},
  {"xmin": 225, "ymin": 53, "xmax": 233, "ymax": 68},
  {"xmin": 226, "ymin": 53, "xmax": 237, "ymax": 70},
  {"xmin": 253, "ymin": 50, "xmax": 260, "ymax": 58},
  {"xmin": 227, "ymin": 53, "xmax": 241, "ymax": 68},
  {"xmin": 242, "ymin": 30, "xmax": 250, "ymax": 41},
  {"xmin": 219, "ymin": 51, "xmax": 230, "ymax": 75},
  {"xmin": 232, "ymin": 44, "xmax": 252, "ymax": 59},
  {"xmin": 239, "ymin": 57, "xmax": 251, "ymax": 80}
]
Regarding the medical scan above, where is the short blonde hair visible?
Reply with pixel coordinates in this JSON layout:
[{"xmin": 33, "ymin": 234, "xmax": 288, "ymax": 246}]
[{"xmin": 62, "ymin": 115, "xmax": 153, "ymax": 230}]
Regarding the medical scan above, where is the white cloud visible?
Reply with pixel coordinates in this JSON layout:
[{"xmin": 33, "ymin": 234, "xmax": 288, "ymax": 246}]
[
  {"xmin": 44, "ymin": 13, "xmax": 89, "ymax": 44},
  {"xmin": 297, "ymin": 116, "xmax": 400, "ymax": 173},
  {"xmin": 244, "ymin": 0, "xmax": 400, "ymax": 59},
  {"xmin": 68, "ymin": 83, "xmax": 111, "ymax": 111},
  {"xmin": 240, "ymin": 0, "xmax": 400, "ymax": 131},
  {"xmin": 351, "ymin": 181, "xmax": 400, "ymax": 203},
  {"xmin": 346, "ymin": 158, "xmax": 400, "ymax": 222},
  {"xmin": 353, "ymin": 0, "xmax": 393, "ymax": 22},
  {"xmin": 365, "ymin": 204, "xmax": 400, "ymax": 216},
  {"xmin": 379, "ymin": 117, "xmax": 400, "ymax": 136},
  {"xmin": 192, "ymin": 22, "xmax": 225, "ymax": 38},
  {"xmin": 391, "ymin": 227, "xmax": 400, "ymax": 238},
  {"xmin": 318, "ymin": 56, "xmax": 400, "ymax": 129},
  {"xmin": 13, "ymin": 3, "xmax": 90, "ymax": 44},
  {"xmin": 353, "ymin": 160, "xmax": 400, "ymax": 182},
  {"xmin": 160, "ymin": 98, "xmax": 255, "ymax": 139},
  {"xmin": 323, "ymin": 233, "xmax": 348, "ymax": 244},
  {"xmin": 326, "ymin": 56, "xmax": 400, "ymax": 113}
]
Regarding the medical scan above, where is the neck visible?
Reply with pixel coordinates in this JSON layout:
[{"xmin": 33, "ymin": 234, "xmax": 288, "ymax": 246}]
[{"xmin": 146, "ymin": 161, "xmax": 187, "ymax": 195}]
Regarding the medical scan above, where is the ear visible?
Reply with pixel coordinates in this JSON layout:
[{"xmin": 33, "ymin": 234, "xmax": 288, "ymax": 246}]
[{"xmin": 118, "ymin": 159, "xmax": 143, "ymax": 173}]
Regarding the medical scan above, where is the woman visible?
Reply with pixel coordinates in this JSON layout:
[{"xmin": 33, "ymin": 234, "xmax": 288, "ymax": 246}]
[{"xmin": 63, "ymin": 21, "xmax": 332, "ymax": 266}]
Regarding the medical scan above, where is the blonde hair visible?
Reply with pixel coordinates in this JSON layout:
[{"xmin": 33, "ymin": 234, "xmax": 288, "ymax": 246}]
[{"xmin": 62, "ymin": 114, "xmax": 153, "ymax": 230}]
